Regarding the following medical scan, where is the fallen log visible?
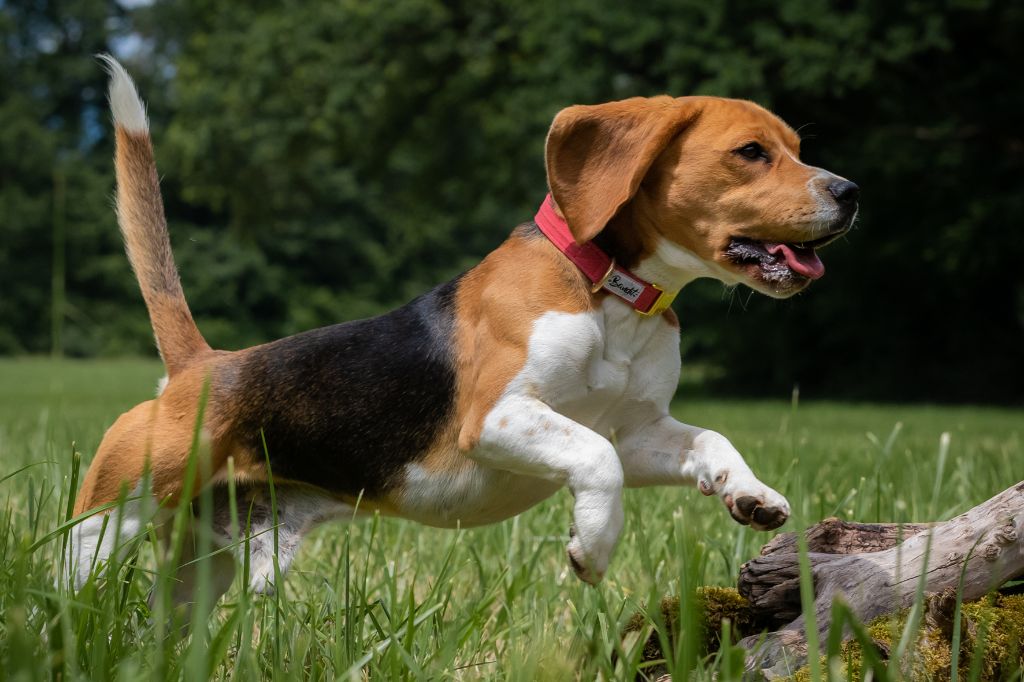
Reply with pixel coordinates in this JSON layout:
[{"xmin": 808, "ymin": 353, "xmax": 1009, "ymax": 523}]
[
  {"xmin": 740, "ymin": 518, "xmax": 934, "ymax": 628},
  {"xmin": 738, "ymin": 480, "xmax": 1024, "ymax": 678},
  {"xmin": 639, "ymin": 591, "xmax": 1024, "ymax": 682},
  {"xmin": 756, "ymin": 517, "xmax": 934, "ymax": 557}
]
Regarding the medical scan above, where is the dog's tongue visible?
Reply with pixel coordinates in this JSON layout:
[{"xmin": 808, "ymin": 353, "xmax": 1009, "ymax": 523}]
[{"xmin": 766, "ymin": 243, "xmax": 825, "ymax": 280}]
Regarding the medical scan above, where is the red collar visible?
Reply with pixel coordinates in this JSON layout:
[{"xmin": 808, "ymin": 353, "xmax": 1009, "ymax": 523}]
[{"xmin": 533, "ymin": 194, "xmax": 677, "ymax": 316}]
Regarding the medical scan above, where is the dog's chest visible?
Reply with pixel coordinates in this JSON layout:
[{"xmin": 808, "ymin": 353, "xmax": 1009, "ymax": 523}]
[
  {"xmin": 517, "ymin": 298, "xmax": 682, "ymax": 434},
  {"xmin": 392, "ymin": 299, "xmax": 682, "ymax": 528}
]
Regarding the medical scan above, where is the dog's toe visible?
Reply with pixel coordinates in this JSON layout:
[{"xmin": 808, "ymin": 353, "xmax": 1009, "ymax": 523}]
[
  {"xmin": 752, "ymin": 503, "xmax": 787, "ymax": 530},
  {"xmin": 726, "ymin": 493, "xmax": 789, "ymax": 531}
]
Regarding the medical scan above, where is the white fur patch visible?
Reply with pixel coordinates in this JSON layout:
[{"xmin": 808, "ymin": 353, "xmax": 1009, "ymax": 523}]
[
  {"xmin": 209, "ymin": 485, "xmax": 352, "ymax": 594},
  {"xmin": 97, "ymin": 54, "xmax": 149, "ymax": 134},
  {"xmin": 464, "ymin": 300, "xmax": 788, "ymax": 578},
  {"xmin": 466, "ymin": 303, "xmax": 686, "ymax": 580},
  {"xmin": 67, "ymin": 488, "xmax": 148, "ymax": 589},
  {"xmin": 397, "ymin": 462, "xmax": 560, "ymax": 528},
  {"xmin": 633, "ymin": 237, "xmax": 741, "ymax": 291}
]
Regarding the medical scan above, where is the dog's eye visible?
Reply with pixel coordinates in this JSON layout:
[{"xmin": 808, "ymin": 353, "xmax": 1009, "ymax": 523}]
[{"xmin": 735, "ymin": 142, "xmax": 769, "ymax": 162}]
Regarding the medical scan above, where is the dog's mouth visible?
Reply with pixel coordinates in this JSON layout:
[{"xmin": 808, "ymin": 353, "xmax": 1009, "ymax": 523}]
[{"xmin": 724, "ymin": 229, "xmax": 846, "ymax": 287}]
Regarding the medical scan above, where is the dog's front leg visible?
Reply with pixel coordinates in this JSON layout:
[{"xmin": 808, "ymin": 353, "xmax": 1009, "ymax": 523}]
[
  {"xmin": 615, "ymin": 414, "xmax": 790, "ymax": 530},
  {"xmin": 469, "ymin": 393, "xmax": 624, "ymax": 584}
]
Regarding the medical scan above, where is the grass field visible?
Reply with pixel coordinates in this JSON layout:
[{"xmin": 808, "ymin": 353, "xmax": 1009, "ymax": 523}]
[{"xmin": 0, "ymin": 357, "xmax": 1020, "ymax": 680}]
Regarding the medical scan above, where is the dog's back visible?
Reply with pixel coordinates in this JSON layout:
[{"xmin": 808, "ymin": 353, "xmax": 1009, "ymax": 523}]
[{"xmin": 225, "ymin": 278, "xmax": 461, "ymax": 496}]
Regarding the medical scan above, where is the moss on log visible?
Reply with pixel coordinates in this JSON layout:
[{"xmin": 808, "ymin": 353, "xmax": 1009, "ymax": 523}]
[
  {"xmin": 622, "ymin": 587, "xmax": 755, "ymax": 676},
  {"xmin": 784, "ymin": 593, "xmax": 1024, "ymax": 681}
]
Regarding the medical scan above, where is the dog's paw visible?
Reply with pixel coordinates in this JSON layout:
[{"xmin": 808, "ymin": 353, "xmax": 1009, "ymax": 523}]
[
  {"xmin": 701, "ymin": 472, "xmax": 790, "ymax": 531},
  {"xmin": 566, "ymin": 524, "xmax": 606, "ymax": 585},
  {"xmin": 723, "ymin": 486, "xmax": 790, "ymax": 530}
]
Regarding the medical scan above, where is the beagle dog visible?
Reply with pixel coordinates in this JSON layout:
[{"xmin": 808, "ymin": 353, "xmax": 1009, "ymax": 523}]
[{"xmin": 71, "ymin": 57, "xmax": 857, "ymax": 592}]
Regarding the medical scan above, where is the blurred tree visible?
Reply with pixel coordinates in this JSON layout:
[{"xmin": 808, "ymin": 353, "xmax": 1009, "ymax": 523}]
[
  {"xmin": 1, "ymin": 0, "xmax": 1021, "ymax": 402},
  {"xmin": 0, "ymin": 0, "xmax": 152, "ymax": 356}
]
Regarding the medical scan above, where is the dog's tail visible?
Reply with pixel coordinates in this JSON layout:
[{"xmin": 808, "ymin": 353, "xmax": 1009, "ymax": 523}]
[{"xmin": 99, "ymin": 55, "xmax": 210, "ymax": 376}]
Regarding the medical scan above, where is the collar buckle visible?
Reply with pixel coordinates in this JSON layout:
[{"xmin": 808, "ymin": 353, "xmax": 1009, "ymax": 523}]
[
  {"xmin": 637, "ymin": 284, "xmax": 677, "ymax": 317},
  {"xmin": 591, "ymin": 259, "xmax": 616, "ymax": 294}
]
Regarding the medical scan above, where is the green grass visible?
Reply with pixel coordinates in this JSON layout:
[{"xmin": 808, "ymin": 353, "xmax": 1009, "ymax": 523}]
[{"xmin": 0, "ymin": 357, "xmax": 1021, "ymax": 680}]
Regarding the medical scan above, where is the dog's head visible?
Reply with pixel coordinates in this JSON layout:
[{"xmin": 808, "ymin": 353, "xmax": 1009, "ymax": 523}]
[{"xmin": 545, "ymin": 96, "xmax": 858, "ymax": 298}]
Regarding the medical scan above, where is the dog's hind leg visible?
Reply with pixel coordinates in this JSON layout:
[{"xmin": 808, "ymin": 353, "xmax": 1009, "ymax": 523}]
[
  {"xmin": 66, "ymin": 483, "xmax": 151, "ymax": 591},
  {"xmin": 206, "ymin": 483, "xmax": 353, "ymax": 595},
  {"xmin": 152, "ymin": 517, "xmax": 237, "ymax": 620},
  {"xmin": 68, "ymin": 401, "xmax": 163, "ymax": 589},
  {"xmin": 70, "ymin": 382, "xmax": 228, "ymax": 589}
]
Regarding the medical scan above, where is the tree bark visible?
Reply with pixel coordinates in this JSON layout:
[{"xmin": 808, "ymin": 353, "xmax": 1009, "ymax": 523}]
[
  {"xmin": 740, "ymin": 518, "xmax": 934, "ymax": 628},
  {"xmin": 756, "ymin": 517, "xmax": 934, "ymax": 557},
  {"xmin": 737, "ymin": 481, "xmax": 1024, "ymax": 679}
]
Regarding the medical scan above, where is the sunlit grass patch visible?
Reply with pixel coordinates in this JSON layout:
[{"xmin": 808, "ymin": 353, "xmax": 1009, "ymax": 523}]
[{"xmin": 0, "ymin": 357, "xmax": 1020, "ymax": 679}]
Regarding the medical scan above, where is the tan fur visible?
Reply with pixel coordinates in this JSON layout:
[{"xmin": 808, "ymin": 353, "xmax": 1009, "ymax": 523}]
[
  {"xmin": 546, "ymin": 96, "xmax": 696, "ymax": 245},
  {"xmin": 452, "ymin": 231, "xmax": 595, "ymax": 454},
  {"xmin": 633, "ymin": 97, "xmax": 825, "ymax": 267},
  {"xmin": 115, "ymin": 128, "xmax": 209, "ymax": 377},
  {"xmin": 74, "ymin": 356, "xmax": 262, "ymax": 514},
  {"xmin": 546, "ymin": 96, "xmax": 835, "ymax": 282},
  {"xmin": 661, "ymin": 307, "xmax": 680, "ymax": 329}
]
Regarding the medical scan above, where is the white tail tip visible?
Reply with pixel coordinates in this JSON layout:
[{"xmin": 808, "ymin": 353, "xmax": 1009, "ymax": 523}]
[{"xmin": 97, "ymin": 54, "xmax": 148, "ymax": 134}]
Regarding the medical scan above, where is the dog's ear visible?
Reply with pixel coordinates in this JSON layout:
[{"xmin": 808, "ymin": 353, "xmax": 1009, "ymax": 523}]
[{"xmin": 545, "ymin": 96, "xmax": 696, "ymax": 245}]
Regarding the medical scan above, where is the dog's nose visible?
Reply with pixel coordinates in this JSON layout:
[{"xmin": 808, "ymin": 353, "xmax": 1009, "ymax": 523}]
[{"xmin": 828, "ymin": 180, "xmax": 860, "ymax": 206}]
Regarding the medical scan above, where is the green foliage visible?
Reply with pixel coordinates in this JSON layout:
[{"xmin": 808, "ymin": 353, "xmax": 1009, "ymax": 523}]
[
  {"xmin": 1, "ymin": 1, "xmax": 1022, "ymax": 400},
  {"xmin": 0, "ymin": 0, "xmax": 143, "ymax": 356}
]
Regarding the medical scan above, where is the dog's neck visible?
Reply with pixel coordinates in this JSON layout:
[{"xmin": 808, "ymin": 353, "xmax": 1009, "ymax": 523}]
[
  {"xmin": 632, "ymin": 238, "xmax": 717, "ymax": 294},
  {"xmin": 596, "ymin": 201, "xmax": 717, "ymax": 296}
]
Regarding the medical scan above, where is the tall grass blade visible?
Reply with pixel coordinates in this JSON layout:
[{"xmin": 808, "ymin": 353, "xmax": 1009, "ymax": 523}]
[{"xmin": 797, "ymin": 530, "xmax": 822, "ymax": 682}]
